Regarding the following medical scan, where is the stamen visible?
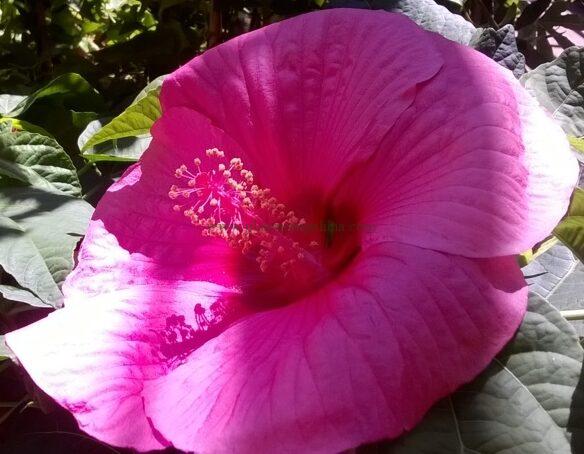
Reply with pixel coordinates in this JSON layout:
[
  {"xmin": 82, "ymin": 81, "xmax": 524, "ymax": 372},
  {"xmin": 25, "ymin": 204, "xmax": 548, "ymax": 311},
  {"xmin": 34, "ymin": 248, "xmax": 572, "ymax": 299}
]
[{"xmin": 169, "ymin": 149, "xmax": 321, "ymax": 278}]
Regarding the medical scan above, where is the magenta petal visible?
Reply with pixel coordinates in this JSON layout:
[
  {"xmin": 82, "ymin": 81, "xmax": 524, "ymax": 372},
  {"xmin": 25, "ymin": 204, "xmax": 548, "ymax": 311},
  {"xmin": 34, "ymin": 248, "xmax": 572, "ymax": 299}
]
[
  {"xmin": 161, "ymin": 10, "xmax": 443, "ymax": 198},
  {"xmin": 5, "ymin": 281, "xmax": 232, "ymax": 450},
  {"xmin": 142, "ymin": 243, "xmax": 526, "ymax": 453},
  {"xmin": 342, "ymin": 37, "xmax": 578, "ymax": 257},
  {"xmin": 6, "ymin": 108, "xmax": 256, "ymax": 450}
]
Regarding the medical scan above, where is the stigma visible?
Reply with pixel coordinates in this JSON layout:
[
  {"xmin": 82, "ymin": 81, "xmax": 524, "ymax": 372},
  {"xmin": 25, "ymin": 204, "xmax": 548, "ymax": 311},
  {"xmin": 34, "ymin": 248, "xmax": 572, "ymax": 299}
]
[{"xmin": 169, "ymin": 148, "xmax": 322, "ymax": 278}]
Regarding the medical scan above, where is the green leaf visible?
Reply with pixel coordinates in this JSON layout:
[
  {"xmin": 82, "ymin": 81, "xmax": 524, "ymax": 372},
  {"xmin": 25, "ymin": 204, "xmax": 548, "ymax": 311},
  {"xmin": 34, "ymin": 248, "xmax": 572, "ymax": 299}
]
[
  {"xmin": 0, "ymin": 214, "xmax": 62, "ymax": 308},
  {"xmin": 78, "ymin": 118, "xmax": 151, "ymax": 162},
  {"xmin": 81, "ymin": 86, "xmax": 161, "ymax": 152},
  {"xmin": 386, "ymin": 293, "xmax": 584, "ymax": 453},
  {"xmin": 524, "ymin": 242, "xmax": 584, "ymax": 336},
  {"xmin": 0, "ymin": 335, "xmax": 11, "ymax": 361},
  {"xmin": 133, "ymin": 75, "xmax": 166, "ymax": 103},
  {"xmin": 0, "ymin": 131, "xmax": 81, "ymax": 197},
  {"xmin": 0, "ymin": 187, "xmax": 93, "ymax": 308},
  {"xmin": 521, "ymin": 46, "xmax": 584, "ymax": 136},
  {"xmin": 554, "ymin": 188, "xmax": 584, "ymax": 262},
  {"xmin": 0, "ymin": 117, "xmax": 54, "ymax": 138},
  {"xmin": 1, "ymin": 73, "xmax": 105, "ymax": 118},
  {"xmin": 0, "ymin": 94, "xmax": 27, "ymax": 116},
  {"xmin": 329, "ymin": 0, "xmax": 477, "ymax": 45},
  {"xmin": 568, "ymin": 136, "xmax": 584, "ymax": 153},
  {"xmin": 0, "ymin": 285, "xmax": 45, "ymax": 307},
  {"xmin": 470, "ymin": 25, "xmax": 526, "ymax": 78}
]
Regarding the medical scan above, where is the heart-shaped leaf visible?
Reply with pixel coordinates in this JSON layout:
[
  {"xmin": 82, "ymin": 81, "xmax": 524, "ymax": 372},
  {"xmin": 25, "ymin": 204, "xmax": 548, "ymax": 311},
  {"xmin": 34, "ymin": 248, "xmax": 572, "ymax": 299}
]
[
  {"xmin": 521, "ymin": 46, "xmax": 584, "ymax": 136},
  {"xmin": 384, "ymin": 293, "xmax": 584, "ymax": 453},
  {"xmin": 471, "ymin": 25, "xmax": 526, "ymax": 78},
  {"xmin": 80, "ymin": 86, "xmax": 161, "ymax": 153},
  {"xmin": 328, "ymin": 0, "xmax": 477, "ymax": 45},
  {"xmin": 0, "ymin": 95, "xmax": 27, "ymax": 116},
  {"xmin": 0, "ymin": 131, "xmax": 81, "ymax": 197}
]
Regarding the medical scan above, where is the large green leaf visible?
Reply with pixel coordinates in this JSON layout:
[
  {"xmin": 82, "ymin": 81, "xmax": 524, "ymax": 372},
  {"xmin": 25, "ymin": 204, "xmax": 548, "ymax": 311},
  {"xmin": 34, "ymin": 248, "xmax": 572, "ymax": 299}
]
[
  {"xmin": 0, "ymin": 285, "xmax": 44, "ymax": 307},
  {"xmin": 329, "ymin": 0, "xmax": 477, "ymax": 45},
  {"xmin": 384, "ymin": 294, "xmax": 584, "ymax": 453},
  {"xmin": 0, "ymin": 131, "xmax": 81, "ymax": 197},
  {"xmin": 521, "ymin": 47, "xmax": 584, "ymax": 136},
  {"xmin": 0, "ymin": 118, "xmax": 53, "ymax": 138},
  {"xmin": 81, "ymin": 87, "xmax": 161, "ymax": 153},
  {"xmin": 554, "ymin": 188, "xmax": 584, "ymax": 262},
  {"xmin": 524, "ymin": 242, "xmax": 584, "ymax": 336},
  {"xmin": 0, "ymin": 73, "xmax": 105, "ymax": 118},
  {"xmin": 0, "ymin": 188, "xmax": 93, "ymax": 308}
]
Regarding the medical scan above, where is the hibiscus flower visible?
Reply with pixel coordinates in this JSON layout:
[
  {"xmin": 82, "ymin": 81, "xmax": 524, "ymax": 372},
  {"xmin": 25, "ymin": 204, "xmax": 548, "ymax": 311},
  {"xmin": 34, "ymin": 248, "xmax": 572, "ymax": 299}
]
[{"xmin": 6, "ymin": 9, "xmax": 577, "ymax": 454}]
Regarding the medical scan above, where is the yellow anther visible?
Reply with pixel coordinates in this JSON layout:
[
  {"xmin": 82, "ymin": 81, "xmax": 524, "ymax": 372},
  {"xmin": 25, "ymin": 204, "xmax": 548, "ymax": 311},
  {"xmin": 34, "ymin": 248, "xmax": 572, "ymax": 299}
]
[{"xmin": 171, "ymin": 149, "xmax": 319, "ymax": 278}]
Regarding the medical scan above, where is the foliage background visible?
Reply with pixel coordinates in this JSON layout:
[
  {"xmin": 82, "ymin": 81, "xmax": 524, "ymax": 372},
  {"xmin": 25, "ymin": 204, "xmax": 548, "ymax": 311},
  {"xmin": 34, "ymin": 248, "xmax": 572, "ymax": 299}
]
[{"xmin": 0, "ymin": 0, "xmax": 583, "ymax": 453}]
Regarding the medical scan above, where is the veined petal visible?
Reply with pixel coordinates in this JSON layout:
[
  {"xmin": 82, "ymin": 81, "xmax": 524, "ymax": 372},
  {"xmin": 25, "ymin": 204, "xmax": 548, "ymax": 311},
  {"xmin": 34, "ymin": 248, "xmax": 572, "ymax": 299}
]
[
  {"xmin": 6, "ymin": 282, "xmax": 232, "ymax": 450},
  {"xmin": 342, "ymin": 36, "xmax": 578, "ymax": 257},
  {"xmin": 161, "ymin": 10, "xmax": 443, "ymax": 201},
  {"xmin": 143, "ymin": 243, "xmax": 526, "ymax": 453},
  {"xmin": 7, "ymin": 109, "xmax": 258, "ymax": 450}
]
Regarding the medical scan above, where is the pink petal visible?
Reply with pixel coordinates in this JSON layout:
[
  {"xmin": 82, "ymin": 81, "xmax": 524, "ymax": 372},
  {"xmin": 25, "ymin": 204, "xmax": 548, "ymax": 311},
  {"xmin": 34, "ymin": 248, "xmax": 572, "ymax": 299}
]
[
  {"xmin": 160, "ymin": 10, "xmax": 443, "ymax": 201},
  {"xmin": 143, "ymin": 243, "xmax": 526, "ymax": 453},
  {"xmin": 6, "ymin": 280, "xmax": 230, "ymax": 450},
  {"xmin": 337, "ymin": 36, "xmax": 577, "ymax": 257},
  {"xmin": 7, "ymin": 109, "xmax": 259, "ymax": 450}
]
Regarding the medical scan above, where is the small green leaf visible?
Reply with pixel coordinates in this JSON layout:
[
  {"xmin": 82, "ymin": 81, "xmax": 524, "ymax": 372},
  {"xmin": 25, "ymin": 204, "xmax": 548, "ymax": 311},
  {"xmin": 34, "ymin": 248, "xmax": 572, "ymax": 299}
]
[
  {"xmin": 78, "ymin": 118, "xmax": 151, "ymax": 162},
  {"xmin": 81, "ymin": 88, "xmax": 161, "ymax": 152},
  {"xmin": 568, "ymin": 136, "xmax": 584, "ymax": 153},
  {"xmin": 0, "ymin": 335, "xmax": 11, "ymax": 361},
  {"xmin": 470, "ymin": 25, "xmax": 526, "ymax": 78},
  {"xmin": 0, "ymin": 117, "xmax": 53, "ymax": 137},
  {"xmin": 554, "ymin": 188, "xmax": 584, "ymax": 261},
  {"xmin": 0, "ymin": 131, "xmax": 81, "ymax": 196},
  {"xmin": 0, "ymin": 95, "xmax": 27, "ymax": 116},
  {"xmin": 0, "ymin": 214, "xmax": 62, "ymax": 307}
]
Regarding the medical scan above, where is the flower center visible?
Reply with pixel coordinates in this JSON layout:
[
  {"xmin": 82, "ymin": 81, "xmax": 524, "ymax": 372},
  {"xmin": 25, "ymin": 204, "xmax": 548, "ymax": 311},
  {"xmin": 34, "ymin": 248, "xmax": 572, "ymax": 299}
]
[
  {"xmin": 160, "ymin": 148, "xmax": 363, "ymax": 363},
  {"xmin": 169, "ymin": 148, "xmax": 327, "ymax": 287}
]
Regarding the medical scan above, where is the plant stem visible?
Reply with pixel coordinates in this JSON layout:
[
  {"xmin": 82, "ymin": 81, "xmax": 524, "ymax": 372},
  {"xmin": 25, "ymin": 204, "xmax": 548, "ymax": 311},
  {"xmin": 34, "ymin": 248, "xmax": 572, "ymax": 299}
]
[{"xmin": 560, "ymin": 309, "xmax": 584, "ymax": 321}]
